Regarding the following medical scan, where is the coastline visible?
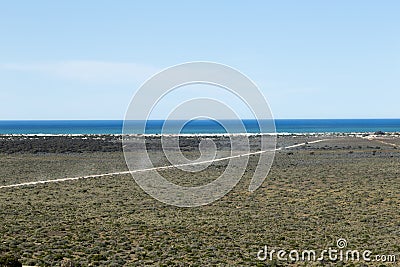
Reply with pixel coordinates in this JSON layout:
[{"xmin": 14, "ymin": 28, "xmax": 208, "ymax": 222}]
[{"xmin": 0, "ymin": 131, "xmax": 399, "ymax": 137}]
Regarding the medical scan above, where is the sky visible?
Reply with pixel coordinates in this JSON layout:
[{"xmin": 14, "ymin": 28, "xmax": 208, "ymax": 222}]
[{"xmin": 0, "ymin": 1, "xmax": 399, "ymax": 120}]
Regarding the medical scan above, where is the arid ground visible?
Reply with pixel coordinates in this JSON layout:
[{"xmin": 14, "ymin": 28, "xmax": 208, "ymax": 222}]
[{"xmin": 0, "ymin": 134, "xmax": 399, "ymax": 266}]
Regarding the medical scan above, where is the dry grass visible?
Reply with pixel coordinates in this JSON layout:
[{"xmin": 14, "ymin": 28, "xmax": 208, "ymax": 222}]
[{"xmin": 0, "ymin": 136, "xmax": 399, "ymax": 266}]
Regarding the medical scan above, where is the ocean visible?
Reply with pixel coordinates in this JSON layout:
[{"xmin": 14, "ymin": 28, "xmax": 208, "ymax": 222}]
[{"xmin": 0, "ymin": 119, "xmax": 399, "ymax": 135}]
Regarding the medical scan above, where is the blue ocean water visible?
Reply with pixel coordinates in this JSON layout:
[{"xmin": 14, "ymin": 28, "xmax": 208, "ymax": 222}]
[{"xmin": 0, "ymin": 119, "xmax": 399, "ymax": 134}]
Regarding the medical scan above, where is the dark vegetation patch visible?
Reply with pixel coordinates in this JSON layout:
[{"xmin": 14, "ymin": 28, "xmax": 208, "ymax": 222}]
[{"xmin": 0, "ymin": 136, "xmax": 122, "ymax": 154}]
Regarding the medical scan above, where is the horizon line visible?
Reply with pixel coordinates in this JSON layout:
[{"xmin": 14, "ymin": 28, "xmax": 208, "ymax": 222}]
[{"xmin": 1, "ymin": 118, "xmax": 400, "ymax": 121}]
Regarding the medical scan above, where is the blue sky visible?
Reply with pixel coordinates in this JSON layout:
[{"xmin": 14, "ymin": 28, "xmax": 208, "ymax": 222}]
[{"xmin": 0, "ymin": 1, "xmax": 399, "ymax": 119}]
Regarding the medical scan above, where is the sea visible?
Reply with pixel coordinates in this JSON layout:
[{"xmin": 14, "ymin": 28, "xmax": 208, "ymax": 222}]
[{"xmin": 0, "ymin": 119, "xmax": 399, "ymax": 135}]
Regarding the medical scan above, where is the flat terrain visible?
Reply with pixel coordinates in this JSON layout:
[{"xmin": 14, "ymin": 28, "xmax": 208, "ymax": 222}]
[{"xmin": 0, "ymin": 135, "xmax": 399, "ymax": 266}]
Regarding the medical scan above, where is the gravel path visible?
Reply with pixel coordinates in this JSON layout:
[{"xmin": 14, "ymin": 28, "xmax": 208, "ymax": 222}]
[{"xmin": 0, "ymin": 139, "xmax": 330, "ymax": 189}]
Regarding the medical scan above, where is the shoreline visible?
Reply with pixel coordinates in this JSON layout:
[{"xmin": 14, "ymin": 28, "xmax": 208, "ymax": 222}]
[{"xmin": 0, "ymin": 132, "xmax": 399, "ymax": 137}]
